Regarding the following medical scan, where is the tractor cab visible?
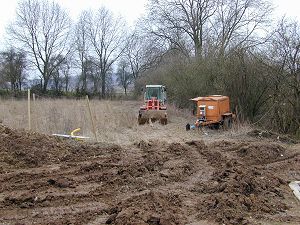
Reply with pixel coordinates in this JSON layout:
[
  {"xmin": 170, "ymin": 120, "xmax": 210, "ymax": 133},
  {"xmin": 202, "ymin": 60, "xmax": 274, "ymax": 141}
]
[{"xmin": 144, "ymin": 85, "xmax": 167, "ymax": 105}]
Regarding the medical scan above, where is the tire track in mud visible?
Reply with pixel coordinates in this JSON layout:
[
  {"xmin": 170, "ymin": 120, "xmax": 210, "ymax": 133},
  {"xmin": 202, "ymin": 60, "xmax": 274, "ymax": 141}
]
[
  {"xmin": 0, "ymin": 125, "xmax": 300, "ymax": 225},
  {"xmin": 0, "ymin": 159, "xmax": 112, "ymax": 224}
]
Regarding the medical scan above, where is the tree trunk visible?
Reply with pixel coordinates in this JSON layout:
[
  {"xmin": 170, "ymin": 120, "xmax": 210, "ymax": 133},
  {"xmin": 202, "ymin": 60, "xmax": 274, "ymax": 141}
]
[
  {"xmin": 81, "ymin": 66, "xmax": 87, "ymax": 92},
  {"xmin": 43, "ymin": 78, "xmax": 49, "ymax": 93},
  {"xmin": 10, "ymin": 81, "xmax": 14, "ymax": 91},
  {"xmin": 65, "ymin": 79, "xmax": 69, "ymax": 92},
  {"xmin": 18, "ymin": 79, "xmax": 22, "ymax": 91},
  {"xmin": 101, "ymin": 72, "xmax": 106, "ymax": 99}
]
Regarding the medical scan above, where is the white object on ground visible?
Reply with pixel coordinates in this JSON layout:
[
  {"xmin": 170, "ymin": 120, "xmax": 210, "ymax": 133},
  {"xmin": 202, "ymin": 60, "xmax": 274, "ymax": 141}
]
[
  {"xmin": 52, "ymin": 134, "xmax": 90, "ymax": 139},
  {"xmin": 289, "ymin": 181, "xmax": 300, "ymax": 201}
]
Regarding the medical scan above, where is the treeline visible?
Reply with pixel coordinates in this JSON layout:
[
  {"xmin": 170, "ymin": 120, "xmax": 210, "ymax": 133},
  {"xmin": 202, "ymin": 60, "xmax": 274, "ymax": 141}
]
[
  {"xmin": 0, "ymin": 0, "xmax": 299, "ymax": 136},
  {"xmin": 135, "ymin": 0, "xmax": 300, "ymax": 137}
]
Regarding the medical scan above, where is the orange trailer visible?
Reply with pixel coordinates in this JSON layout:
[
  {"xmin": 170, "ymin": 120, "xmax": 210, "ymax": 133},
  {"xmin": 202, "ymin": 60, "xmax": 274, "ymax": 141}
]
[{"xmin": 188, "ymin": 95, "xmax": 233, "ymax": 129}]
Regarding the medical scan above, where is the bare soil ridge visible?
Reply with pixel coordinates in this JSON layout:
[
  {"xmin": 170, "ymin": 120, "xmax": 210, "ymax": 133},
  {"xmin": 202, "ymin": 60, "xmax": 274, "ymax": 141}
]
[{"xmin": 0, "ymin": 124, "xmax": 299, "ymax": 225}]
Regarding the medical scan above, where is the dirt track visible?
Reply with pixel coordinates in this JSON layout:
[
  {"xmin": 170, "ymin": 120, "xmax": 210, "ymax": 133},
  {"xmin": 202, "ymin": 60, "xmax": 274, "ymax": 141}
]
[{"xmin": 0, "ymin": 123, "xmax": 300, "ymax": 225}]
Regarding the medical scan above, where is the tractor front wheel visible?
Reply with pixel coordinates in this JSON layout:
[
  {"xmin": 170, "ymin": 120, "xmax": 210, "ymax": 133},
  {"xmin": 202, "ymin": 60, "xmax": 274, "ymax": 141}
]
[{"xmin": 138, "ymin": 114, "xmax": 148, "ymax": 125}]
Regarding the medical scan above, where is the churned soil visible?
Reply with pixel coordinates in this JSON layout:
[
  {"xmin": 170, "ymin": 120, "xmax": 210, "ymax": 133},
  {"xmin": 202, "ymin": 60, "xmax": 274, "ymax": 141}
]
[{"xmin": 0, "ymin": 124, "xmax": 299, "ymax": 225}]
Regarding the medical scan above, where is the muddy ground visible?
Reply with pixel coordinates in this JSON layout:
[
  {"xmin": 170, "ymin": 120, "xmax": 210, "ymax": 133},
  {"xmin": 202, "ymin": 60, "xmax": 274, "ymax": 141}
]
[{"xmin": 0, "ymin": 124, "xmax": 299, "ymax": 225}]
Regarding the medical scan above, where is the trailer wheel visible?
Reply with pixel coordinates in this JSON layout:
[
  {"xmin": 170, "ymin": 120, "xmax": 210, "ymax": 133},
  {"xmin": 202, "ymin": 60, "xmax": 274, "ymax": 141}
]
[
  {"xmin": 186, "ymin": 123, "xmax": 191, "ymax": 131},
  {"xmin": 223, "ymin": 117, "xmax": 232, "ymax": 130},
  {"xmin": 208, "ymin": 123, "xmax": 220, "ymax": 130},
  {"xmin": 213, "ymin": 123, "xmax": 220, "ymax": 130}
]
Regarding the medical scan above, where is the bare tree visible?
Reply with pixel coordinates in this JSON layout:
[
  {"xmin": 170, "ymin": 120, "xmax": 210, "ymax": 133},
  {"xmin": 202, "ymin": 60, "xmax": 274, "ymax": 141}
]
[
  {"xmin": 62, "ymin": 61, "xmax": 71, "ymax": 93},
  {"xmin": 84, "ymin": 57, "xmax": 101, "ymax": 94},
  {"xmin": 86, "ymin": 7, "xmax": 126, "ymax": 98},
  {"xmin": 269, "ymin": 18, "xmax": 300, "ymax": 133},
  {"xmin": 74, "ymin": 10, "xmax": 90, "ymax": 93},
  {"xmin": 7, "ymin": 0, "xmax": 72, "ymax": 92},
  {"xmin": 116, "ymin": 60, "xmax": 133, "ymax": 95},
  {"xmin": 50, "ymin": 57, "xmax": 62, "ymax": 93},
  {"xmin": 123, "ymin": 30, "xmax": 164, "ymax": 82},
  {"xmin": 0, "ymin": 48, "xmax": 26, "ymax": 92},
  {"xmin": 145, "ymin": 0, "xmax": 273, "ymax": 58},
  {"xmin": 50, "ymin": 54, "xmax": 71, "ymax": 93},
  {"xmin": 145, "ymin": 0, "xmax": 217, "ymax": 57},
  {"xmin": 212, "ymin": 0, "xmax": 272, "ymax": 56}
]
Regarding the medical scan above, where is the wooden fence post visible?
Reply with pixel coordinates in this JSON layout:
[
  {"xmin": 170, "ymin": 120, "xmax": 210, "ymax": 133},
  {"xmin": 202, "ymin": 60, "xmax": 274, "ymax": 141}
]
[
  {"xmin": 32, "ymin": 93, "xmax": 36, "ymax": 130},
  {"xmin": 28, "ymin": 89, "xmax": 31, "ymax": 130},
  {"xmin": 86, "ymin": 95, "xmax": 98, "ymax": 141}
]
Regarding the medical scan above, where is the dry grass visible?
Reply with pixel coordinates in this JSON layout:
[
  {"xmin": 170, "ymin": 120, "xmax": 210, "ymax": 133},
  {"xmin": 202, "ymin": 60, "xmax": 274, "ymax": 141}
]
[
  {"xmin": 0, "ymin": 98, "xmax": 251, "ymax": 145},
  {"xmin": 0, "ymin": 98, "xmax": 89, "ymax": 134}
]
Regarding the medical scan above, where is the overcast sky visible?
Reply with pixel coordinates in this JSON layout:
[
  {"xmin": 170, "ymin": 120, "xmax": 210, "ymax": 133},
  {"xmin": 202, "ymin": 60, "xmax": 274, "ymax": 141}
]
[
  {"xmin": 0, "ymin": 0, "xmax": 147, "ymax": 48},
  {"xmin": 0, "ymin": 0, "xmax": 299, "ymax": 48}
]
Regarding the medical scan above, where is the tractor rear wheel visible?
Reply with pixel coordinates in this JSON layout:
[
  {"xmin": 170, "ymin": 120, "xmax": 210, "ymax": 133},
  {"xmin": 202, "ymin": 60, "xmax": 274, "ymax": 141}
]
[{"xmin": 160, "ymin": 118, "xmax": 167, "ymax": 125}]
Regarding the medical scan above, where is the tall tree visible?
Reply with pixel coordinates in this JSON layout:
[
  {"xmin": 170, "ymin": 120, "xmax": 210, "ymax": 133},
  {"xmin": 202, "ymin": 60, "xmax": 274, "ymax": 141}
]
[
  {"xmin": 84, "ymin": 57, "xmax": 101, "ymax": 94},
  {"xmin": 212, "ymin": 0, "xmax": 272, "ymax": 56},
  {"xmin": 0, "ymin": 48, "xmax": 26, "ymax": 92},
  {"xmin": 116, "ymin": 60, "xmax": 133, "ymax": 95},
  {"xmin": 50, "ymin": 54, "xmax": 71, "ymax": 93},
  {"xmin": 87, "ymin": 7, "xmax": 126, "ymax": 98},
  {"xmin": 146, "ymin": 0, "xmax": 217, "ymax": 57},
  {"xmin": 7, "ymin": 0, "xmax": 72, "ymax": 92},
  {"xmin": 269, "ymin": 18, "xmax": 300, "ymax": 133},
  {"xmin": 124, "ymin": 30, "xmax": 164, "ymax": 82},
  {"xmin": 74, "ymin": 11, "xmax": 90, "ymax": 93},
  {"xmin": 145, "ymin": 0, "xmax": 272, "ymax": 58}
]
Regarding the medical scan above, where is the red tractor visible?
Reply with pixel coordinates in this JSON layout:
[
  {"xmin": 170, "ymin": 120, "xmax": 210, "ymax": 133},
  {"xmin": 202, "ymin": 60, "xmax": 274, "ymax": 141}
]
[{"xmin": 138, "ymin": 85, "xmax": 167, "ymax": 125}]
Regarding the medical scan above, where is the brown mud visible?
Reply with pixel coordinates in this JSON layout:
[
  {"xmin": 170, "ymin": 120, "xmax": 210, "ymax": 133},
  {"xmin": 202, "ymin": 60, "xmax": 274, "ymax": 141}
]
[{"xmin": 0, "ymin": 125, "xmax": 299, "ymax": 225}]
